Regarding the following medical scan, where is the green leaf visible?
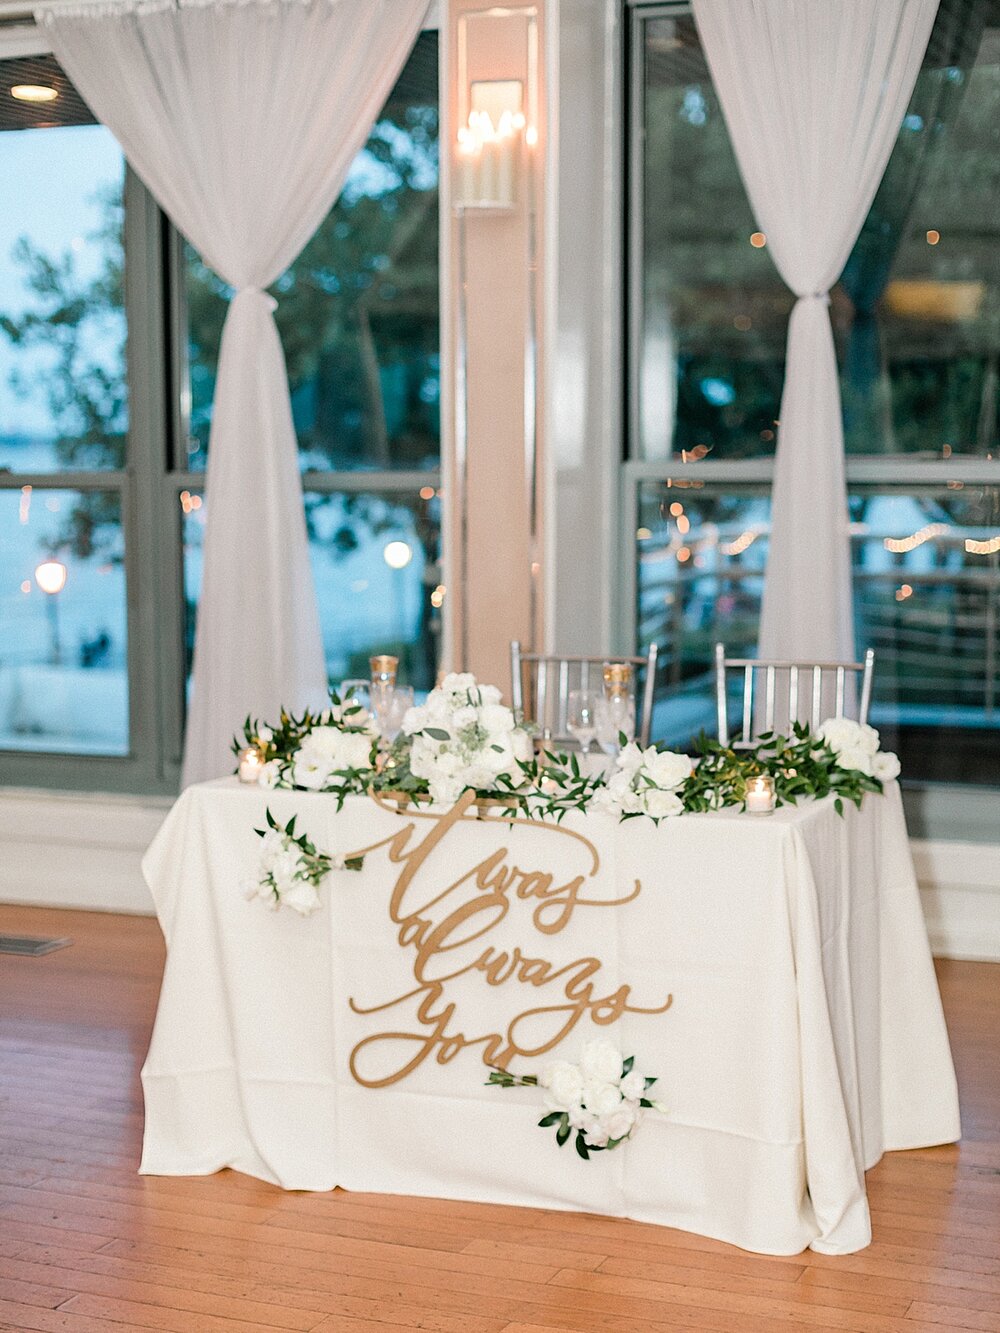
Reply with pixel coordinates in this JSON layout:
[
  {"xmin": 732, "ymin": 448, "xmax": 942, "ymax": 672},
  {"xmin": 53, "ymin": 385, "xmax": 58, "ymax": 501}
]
[
  {"xmin": 538, "ymin": 1112, "xmax": 562, "ymax": 1128},
  {"xmin": 556, "ymin": 1117, "xmax": 571, "ymax": 1146},
  {"xmin": 424, "ymin": 727, "xmax": 450, "ymax": 741},
  {"xmin": 574, "ymin": 1132, "xmax": 590, "ymax": 1160},
  {"xmin": 621, "ymin": 1055, "xmax": 634, "ymax": 1076}
]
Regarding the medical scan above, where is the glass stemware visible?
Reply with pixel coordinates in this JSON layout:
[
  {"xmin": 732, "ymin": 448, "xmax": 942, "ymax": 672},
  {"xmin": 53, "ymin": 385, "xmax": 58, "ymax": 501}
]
[
  {"xmin": 567, "ymin": 689, "xmax": 600, "ymax": 757},
  {"xmin": 376, "ymin": 685, "xmax": 415, "ymax": 745}
]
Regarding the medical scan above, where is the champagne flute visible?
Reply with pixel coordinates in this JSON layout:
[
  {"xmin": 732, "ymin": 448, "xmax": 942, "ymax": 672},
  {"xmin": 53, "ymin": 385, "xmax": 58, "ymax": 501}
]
[
  {"xmin": 380, "ymin": 686, "xmax": 414, "ymax": 744},
  {"xmin": 567, "ymin": 689, "xmax": 599, "ymax": 757}
]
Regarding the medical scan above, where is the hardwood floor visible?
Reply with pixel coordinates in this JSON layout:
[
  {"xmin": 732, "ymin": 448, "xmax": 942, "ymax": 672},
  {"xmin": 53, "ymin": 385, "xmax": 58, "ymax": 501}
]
[{"xmin": 1, "ymin": 903, "xmax": 998, "ymax": 1333}]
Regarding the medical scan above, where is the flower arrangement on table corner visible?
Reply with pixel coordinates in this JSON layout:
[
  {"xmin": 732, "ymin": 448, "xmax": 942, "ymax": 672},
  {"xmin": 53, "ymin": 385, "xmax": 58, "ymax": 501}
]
[
  {"xmin": 242, "ymin": 807, "xmax": 364, "ymax": 917},
  {"xmin": 487, "ymin": 1038, "xmax": 667, "ymax": 1160},
  {"xmin": 232, "ymin": 673, "xmax": 902, "ymax": 826}
]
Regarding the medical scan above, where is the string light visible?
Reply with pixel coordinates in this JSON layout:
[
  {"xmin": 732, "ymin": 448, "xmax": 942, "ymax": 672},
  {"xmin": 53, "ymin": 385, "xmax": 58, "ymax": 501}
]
[
  {"xmin": 720, "ymin": 530, "xmax": 759, "ymax": 556},
  {"xmin": 966, "ymin": 534, "xmax": 1000, "ymax": 555},
  {"xmin": 883, "ymin": 522, "xmax": 949, "ymax": 554},
  {"xmin": 750, "ymin": 232, "xmax": 766, "ymax": 248}
]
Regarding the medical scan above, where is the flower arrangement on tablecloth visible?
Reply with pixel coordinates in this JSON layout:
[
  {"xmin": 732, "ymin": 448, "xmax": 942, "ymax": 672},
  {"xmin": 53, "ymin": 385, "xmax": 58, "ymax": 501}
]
[
  {"xmin": 487, "ymin": 1038, "xmax": 667, "ymax": 1160},
  {"xmin": 242, "ymin": 808, "xmax": 363, "ymax": 916},
  {"xmin": 233, "ymin": 676, "xmax": 901, "ymax": 823},
  {"xmin": 234, "ymin": 689, "xmax": 378, "ymax": 806},
  {"xmin": 400, "ymin": 672, "xmax": 534, "ymax": 805}
]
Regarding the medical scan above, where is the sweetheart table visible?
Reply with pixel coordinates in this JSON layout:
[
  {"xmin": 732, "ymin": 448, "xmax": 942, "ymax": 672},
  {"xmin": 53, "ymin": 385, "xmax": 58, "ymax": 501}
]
[{"xmin": 139, "ymin": 777, "xmax": 960, "ymax": 1256}]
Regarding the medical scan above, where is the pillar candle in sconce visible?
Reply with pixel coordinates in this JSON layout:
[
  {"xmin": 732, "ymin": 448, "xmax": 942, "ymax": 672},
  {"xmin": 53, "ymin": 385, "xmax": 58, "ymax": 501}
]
[{"xmin": 455, "ymin": 79, "xmax": 528, "ymax": 211}]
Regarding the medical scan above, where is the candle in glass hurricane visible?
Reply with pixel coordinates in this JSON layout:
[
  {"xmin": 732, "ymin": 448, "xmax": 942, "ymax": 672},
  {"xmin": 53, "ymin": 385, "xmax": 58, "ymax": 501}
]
[
  {"xmin": 237, "ymin": 746, "xmax": 264, "ymax": 784},
  {"xmin": 746, "ymin": 774, "xmax": 776, "ymax": 814}
]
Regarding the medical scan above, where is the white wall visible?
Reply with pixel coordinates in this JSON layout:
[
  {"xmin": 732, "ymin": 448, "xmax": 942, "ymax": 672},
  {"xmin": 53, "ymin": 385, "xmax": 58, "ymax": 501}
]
[{"xmin": 0, "ymin": 788, "xmax": 166, "ymax": 915}]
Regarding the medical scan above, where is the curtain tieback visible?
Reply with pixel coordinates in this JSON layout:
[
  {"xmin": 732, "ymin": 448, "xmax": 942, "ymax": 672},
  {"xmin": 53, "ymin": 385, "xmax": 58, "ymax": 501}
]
[{"xmin": 232, "ymin": 286, "xmax": 278, "ymax": 315}]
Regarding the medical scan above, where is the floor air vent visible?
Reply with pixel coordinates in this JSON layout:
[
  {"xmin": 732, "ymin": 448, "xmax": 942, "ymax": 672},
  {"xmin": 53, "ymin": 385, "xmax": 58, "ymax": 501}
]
[{"xmin": 0, "ymin": 935, "xmax": 72, "ymax": 956}]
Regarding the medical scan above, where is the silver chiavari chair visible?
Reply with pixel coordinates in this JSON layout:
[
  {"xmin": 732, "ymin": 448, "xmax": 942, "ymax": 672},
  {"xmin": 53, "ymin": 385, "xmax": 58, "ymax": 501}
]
[
  {"xmin": 714, "ymin": 643, "xmax": 875, "ymax": 749},
  {"xmin": 510, "ymin": 642, "xmax": 659, "ymax": 747}
]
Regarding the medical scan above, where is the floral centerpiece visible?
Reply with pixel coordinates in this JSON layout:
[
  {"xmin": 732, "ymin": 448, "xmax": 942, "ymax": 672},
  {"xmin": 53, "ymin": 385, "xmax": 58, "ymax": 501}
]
[
  {"xmin": 596, "ymin": 743, "xmax": 694, "ymax": 822},
  {"xmin": 400, "ymin": 672, "xmax": 534, "ymax": 806}
]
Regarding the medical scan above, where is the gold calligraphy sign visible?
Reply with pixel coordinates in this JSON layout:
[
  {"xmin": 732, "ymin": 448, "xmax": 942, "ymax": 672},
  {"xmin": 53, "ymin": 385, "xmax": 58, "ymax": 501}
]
[{"xmin": 343, "ymin": 789, "xmax": 672, "ymax": 1087}]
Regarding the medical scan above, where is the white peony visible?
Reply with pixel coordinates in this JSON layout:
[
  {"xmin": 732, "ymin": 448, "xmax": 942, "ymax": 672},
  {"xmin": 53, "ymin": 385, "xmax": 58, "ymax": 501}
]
[
  {"xmin": 603, "ymin": 1103, "xmax": 640, "ymax": 1142},
  {"xmin": 540, "ymin": 1061, "xmax": 585, "ymax": 1112},
  {"xmin": 819, "ymin": 717, "xmax": 880, "ymax": 759},
  {"xmin": 619, "ymin": 1069, "xmax": 647, "ymax": 1101},
  {"xmin": 580, "ymin": 1038, "xmax": 623, "ymax": 1085},
  {"xmin": 582, "ymin": 1119, "xmax": 610, "ymax": 1148},
  {"xmin": 833, "ymin": 746, "xmax": 874, "ymax": 776},
  {"xmin": 873, "ymin": 750, "xmax": 901, "ymax": 781},
  {"xmin": 281, "ymin": 879, "xmax": 322, "ymax": 916},
  {"xmin": 584, "ymin": 1081, "xmax": 624, "ymax": 1118},
  {"xmin": 440, "ymin": 671, "xmax": 476, "ymax": 696}
]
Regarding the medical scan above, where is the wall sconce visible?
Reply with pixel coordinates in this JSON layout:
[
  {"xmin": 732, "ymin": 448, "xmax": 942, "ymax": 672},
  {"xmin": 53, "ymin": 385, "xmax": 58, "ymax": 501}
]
[
  {"xmin": 456, "ymin": 80, "xmax": 527, "ymax": 211},
  {"xmin": 455, "ymin": 7, "xmax": 538, "ymax": 216}
]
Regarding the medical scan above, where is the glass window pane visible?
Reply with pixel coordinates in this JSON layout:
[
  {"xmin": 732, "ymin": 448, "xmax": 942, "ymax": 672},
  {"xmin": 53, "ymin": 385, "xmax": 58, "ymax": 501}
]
[
  {"xmin": 837, "ymin": 11, "xmax": 1000, "ymax": 458},
  {"xmin": 181, "ymin": 485, "xmax": 442, "ymax": 698},
  {"xmin": 0, "ymin": 58, "xmax": 127, "ymax": 473},
  {"xmin": 635, "ymin": 480, "xmax": 771, "ymax": 745},
  {"xmin": 181, "ymin": 31, "xmax": 439, "ymax": 473},
  {"xmin": 633, "ymin": 479, "xmax": 1000, "ymax": 785},
  {"xmin": 637, "ymin": 16, "xmax": 793, "ymax": 462},
  {"xmin": 0, "ymin": 486, "xmax": 128, "ymax": 754},
  {"xmin": 851, "ymin": 484, "xmax": 1000, "ymax": 783}
]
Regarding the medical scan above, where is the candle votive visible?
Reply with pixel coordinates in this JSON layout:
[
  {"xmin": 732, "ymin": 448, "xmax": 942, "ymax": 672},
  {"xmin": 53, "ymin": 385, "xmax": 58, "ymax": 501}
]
[
  {"xmin": 237, "ymin": 746, "xmax": 264, "ymax": 784},
  {"xmin": 370, "ymin": 654, "xmax": 399, "ymax": 687},
  {"xmin": 745, "ymin": 774, "xmax": 776, "ymax": 814}
]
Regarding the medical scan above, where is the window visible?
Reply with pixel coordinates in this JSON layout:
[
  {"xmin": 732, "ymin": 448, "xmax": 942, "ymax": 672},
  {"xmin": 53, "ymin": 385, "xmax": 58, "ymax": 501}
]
[
  {"xmin": 0, "ymin": 34, "xmax": 440, "ymax": 793},
  {"xmin": 627, "ymin": 3, "xmax": 1000, "ymax": 789}
]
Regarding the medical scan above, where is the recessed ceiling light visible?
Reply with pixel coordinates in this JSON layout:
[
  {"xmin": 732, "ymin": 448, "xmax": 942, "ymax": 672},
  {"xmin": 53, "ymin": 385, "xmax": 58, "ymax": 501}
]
[{"xmin": 11, "ymin": 84, "xmax": 59, "ymax": 103}]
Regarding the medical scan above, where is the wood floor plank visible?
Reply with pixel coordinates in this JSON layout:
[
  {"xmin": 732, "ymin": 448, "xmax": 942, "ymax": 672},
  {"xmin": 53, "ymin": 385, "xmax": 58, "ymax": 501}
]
[{"xmin": 1, "ymin": 904, "xmax": 998, "ymax": 1333}]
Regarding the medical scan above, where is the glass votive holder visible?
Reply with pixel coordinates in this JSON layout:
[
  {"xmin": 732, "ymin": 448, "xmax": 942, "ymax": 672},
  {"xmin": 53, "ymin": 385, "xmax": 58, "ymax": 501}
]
[
  {"xmin": 745, "ymin": 774, "xmax": 776, "ymax": 814},
  {"xmin": 237, "ymin": 746, "xmax": 264, "ymax": 784}
]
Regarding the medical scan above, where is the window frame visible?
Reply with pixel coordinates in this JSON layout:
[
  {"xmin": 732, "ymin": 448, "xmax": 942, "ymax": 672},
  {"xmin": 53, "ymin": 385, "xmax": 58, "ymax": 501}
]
[{"xmin": 622, "ymin": 0, "xmax": 1000, "ymax": 830}]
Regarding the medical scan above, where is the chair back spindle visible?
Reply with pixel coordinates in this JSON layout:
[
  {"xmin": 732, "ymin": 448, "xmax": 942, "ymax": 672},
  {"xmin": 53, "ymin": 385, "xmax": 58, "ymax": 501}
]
[{"xmin": 714, "ymin": 644, "xmax": 876, "ymax": 748}]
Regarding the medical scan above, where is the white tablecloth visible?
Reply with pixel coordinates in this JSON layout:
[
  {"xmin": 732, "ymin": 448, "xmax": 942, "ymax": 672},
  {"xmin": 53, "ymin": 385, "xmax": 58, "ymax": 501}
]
[{"xmin": 139, "ymin": 778, "xmax": 960, "ymax": 1255}]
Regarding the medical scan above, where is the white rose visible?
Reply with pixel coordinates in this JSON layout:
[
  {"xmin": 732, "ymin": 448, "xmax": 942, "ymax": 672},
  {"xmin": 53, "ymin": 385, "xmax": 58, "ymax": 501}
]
[
  {"xmin": 511, "ymin": 729, "xmax": 533, "ymax": 764},
  {"xmin": 257, "ymin": 760, "xmax": 280, "ymax": 789},
  {"xmin": 582, "ymin": 1120, "xmax": 609, "ymax": 1148},
  {"xmin": 291, "ymin": 759, "xmax": 333, "ymax": 790},
  {"xmin": 579, "ymin": 1038, "xmax": 623, "ymax": 1085},
  {"xmin": 615, "ymin": 743, "xmax": 644, "ymax": 776},
  {"xmin": 479, "ymin": 684, "xmax": 503, "ymax": 706},
  {"xmin": 299, "ymin": 726, "xmax": 345, "ymax": 762},
  {"xmin": 619, "ymin": 1070, "xmax": 647, "ymax": 1101},
  {"xmin": 540, "ymin": 1061, "xmax": 584, "ymax": 1112},
  {"xmin": 642, "ymin": 788, "xmax": 684, "ymax": 819},
  {"xmin": 451, "ymin": 705, "xmax": 478, "ymax": 730},
  {"xmin": 584, "ymin": 1082, "xmax": 624, "ymax": 1118},
  {"xmin": 642, "ymin": 748, "xmax": 693, "ymax": 791},
  {"xmin": 441, "ymin": 672, "xmax": 476, "ymax": 696},
  {"xmin": 603, "ymin": 1105, "xmax": 638, "ymax": 1142},
  {"xmin": 337, "ymin": 729, "xmax": 375, "ymax": 772},
  {"xmin": 258, "ymin": 829, "xmax": 286, "ymax": 870},
  {"xmin": 480, "ymin": 703, "xmax": 515, "ymax": 735},
  {"xmin": 281, "ymin": 880, "xmax": 321, "ymax": 916},
  {"xmin": 401, "ymin": 705, "xmax": 423, "ymax": 736},
  {"xmin": 873, "ymin": 750, "xmax": 901, "ymax": 781}
]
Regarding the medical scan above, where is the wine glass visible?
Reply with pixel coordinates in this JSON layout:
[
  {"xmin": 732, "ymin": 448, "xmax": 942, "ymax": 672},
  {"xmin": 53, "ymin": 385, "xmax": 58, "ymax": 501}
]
[
  {"xmin": 376, "ymin": 685, "xmax": 414, "ymax": 744},
  {"xmin": 340, "ymin": 679, "xmax": 373, "ymax": 726},
  {"xmin": 567, "ymin": 689, "xmax": 599, "ymax": 757}
]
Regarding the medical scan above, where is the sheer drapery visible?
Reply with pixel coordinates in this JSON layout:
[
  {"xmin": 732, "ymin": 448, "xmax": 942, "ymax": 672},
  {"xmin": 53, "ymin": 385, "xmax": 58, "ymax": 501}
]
[
  {"xmin": 38, "ymin": 0, "xmax": 428, "ymax": 784},
  {"xmin": 692, "ymin": 0, "xmax": 938, "ymax": 665}
]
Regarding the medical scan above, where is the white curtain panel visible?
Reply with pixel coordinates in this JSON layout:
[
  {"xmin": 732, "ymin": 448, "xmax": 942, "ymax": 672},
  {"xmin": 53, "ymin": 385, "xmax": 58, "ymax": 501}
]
[
  {"xmin": 38, "ymin": 0, "xmax": 429, "ymax": 785},
  {"xmin": 692, "ymin": 0, "xmax": 938, "ymax": 667}
]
